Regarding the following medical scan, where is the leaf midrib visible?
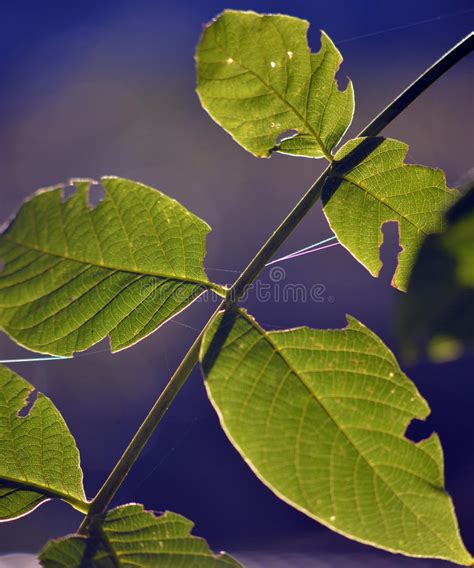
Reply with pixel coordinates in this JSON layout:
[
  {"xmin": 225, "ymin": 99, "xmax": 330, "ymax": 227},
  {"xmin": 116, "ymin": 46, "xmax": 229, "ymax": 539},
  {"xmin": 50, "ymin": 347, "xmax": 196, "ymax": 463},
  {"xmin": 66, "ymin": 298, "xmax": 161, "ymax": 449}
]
[
  {"xmin": 232, "ymin": 60, "xmax": 331, "ymax": 159},
  {"xmin": 207, "ymin": 33, "xmax": 333, "ymax": 161},
  {"xmin": 0, "ymin": 473, "xmax": 88, "ymax": 512},
  {"xmin": 334, "ymin": 173, "xmax": 428, "ymax": 235},
  {"xmin": 3, "ymin": 234, "xmax": 218, "ymax": 292}
]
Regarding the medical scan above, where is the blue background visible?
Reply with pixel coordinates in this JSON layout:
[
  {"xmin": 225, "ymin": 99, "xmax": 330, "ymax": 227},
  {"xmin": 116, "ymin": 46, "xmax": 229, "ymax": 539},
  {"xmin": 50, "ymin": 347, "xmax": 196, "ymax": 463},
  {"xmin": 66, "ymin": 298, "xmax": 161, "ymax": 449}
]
[{"xmin": 0, "ymin": 1, "xmax": 473, "ymax": 566}]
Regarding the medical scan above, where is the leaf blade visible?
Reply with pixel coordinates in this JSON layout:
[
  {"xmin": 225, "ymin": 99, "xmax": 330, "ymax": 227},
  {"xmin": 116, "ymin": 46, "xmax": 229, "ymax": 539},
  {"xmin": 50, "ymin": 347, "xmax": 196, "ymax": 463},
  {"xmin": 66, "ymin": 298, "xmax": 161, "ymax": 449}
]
[
  {"xmin": 200, "ymin": 309, "xmax": 471, "ymax": 564},
  {"xmin": 196, "ymin": 10, "xmax": 354, "ymax": 159},
  {"xmin": 322, "ymin": 137, "xmax": 458, "ymax": 290},
  {"xmin": 0, "ymin": 364, "xmax": 86, "ymax": 520},
  {"xmin": 0, "ymin": 177, "xmax": 219, "ymax": 356},
  {"xmin": 39, "ymin": 504, "xmax": 242, "ymax": 567}
]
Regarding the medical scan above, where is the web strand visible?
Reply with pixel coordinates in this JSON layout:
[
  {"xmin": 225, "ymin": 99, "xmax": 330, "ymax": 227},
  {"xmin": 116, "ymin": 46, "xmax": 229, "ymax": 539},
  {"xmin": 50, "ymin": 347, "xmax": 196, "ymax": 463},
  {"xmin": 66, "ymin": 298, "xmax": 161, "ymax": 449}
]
[
  {"xmin": 266, "ymin": 236, "xmax": 338, "ymax": 266},
  {"xmin": 0, "ymin": 356, "xmax": 70, "ymax": 363},
  {"xmin": 336, "ymin": 7, "xmax": 474, "ymax": 45}
]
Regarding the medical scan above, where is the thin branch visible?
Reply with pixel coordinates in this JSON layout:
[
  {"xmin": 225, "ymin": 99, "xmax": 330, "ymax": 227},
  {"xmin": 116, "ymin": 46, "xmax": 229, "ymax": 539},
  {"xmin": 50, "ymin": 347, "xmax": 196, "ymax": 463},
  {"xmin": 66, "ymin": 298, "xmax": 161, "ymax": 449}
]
[
  {"xmin": 360, "ymin": 32, "xmax": 473, "ymax": 137},
  {"xmin": 78, "ymin": 333, "xmax": 203, "ymax": 534},
  {"xmin": 78, "ymin": 32, "xmax": 473, "ymax": 533}
]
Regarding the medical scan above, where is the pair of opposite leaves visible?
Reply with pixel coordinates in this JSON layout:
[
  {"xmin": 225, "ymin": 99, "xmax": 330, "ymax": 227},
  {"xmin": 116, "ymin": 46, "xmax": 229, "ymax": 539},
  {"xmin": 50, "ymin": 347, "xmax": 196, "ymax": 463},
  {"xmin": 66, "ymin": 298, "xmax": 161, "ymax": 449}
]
[{"xmin": 0, "ymin": 9, "xmax": 469, "ymax": 567}]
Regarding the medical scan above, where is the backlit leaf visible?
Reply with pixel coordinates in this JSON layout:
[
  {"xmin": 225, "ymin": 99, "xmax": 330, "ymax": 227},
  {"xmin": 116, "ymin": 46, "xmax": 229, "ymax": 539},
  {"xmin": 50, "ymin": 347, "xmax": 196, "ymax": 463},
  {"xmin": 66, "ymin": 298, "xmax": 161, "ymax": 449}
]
[
  {"xmin": 201, "ymin": 308, "xmax": 471, "ymax": 565},
  {"xmin": 196, "ymin": 10, "xmax": 354, "ymax": 159},
  {"xmin": 0, "ymin": 177, "xmax": 222, "ymax": 356},
  {"xmin": 322, "ymin": 137, "xmax": 458, "ymax": 290},
  {"xmin": 0, "ymin": 364, "xmax": 86, "ymax": 520},
  {"xmin": 40, "ymin": 504, "xmax": 242, "ymax": 567}
]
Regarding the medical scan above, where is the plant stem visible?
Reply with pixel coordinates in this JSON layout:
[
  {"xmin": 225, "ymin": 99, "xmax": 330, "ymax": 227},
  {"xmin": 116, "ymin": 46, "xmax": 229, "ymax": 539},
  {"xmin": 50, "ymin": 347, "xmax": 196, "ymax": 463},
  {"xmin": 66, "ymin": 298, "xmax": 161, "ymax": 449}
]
[
  {"xmin": 360, "ymin": 32, "xmax": 473, "ymax": 137},
  {"xmin": 78, "ymin": 332, "xmax": 204, "ymax": 534},
  {"xmin": 78, "ymin": 33, "xmax": 473, "ymax": 533}
]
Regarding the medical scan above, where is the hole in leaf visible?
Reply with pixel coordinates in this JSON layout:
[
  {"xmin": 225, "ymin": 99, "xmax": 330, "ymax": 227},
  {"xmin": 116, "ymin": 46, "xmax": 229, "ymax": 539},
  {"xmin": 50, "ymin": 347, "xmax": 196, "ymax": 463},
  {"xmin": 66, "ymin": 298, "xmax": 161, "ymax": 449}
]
[
  {"xmin": 18, "ymin": 388, "xmax": 38, "ymax": 418},
  {"xmin": 333, "ymin": 67, "xmax": 349, "ymax": 92},
  {"xmin": 379, "ymin": 221, "xmax": 402, "ymax": 284},
  {"xmin": 276, "ymin": 129, "xmax": 298, "ymax": 145},
  {"xmin": 405, "ymin": 417, "xmax": 434, "ymax": 444}
]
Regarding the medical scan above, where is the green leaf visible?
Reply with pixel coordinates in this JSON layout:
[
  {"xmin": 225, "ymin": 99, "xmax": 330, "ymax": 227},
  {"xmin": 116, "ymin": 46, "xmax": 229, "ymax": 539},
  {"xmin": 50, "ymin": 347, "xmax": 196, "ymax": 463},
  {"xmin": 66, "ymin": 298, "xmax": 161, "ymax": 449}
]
[
  {"xmin": 398, "ymin": 186, "xmax": 474, "ymax": 361},
  {"xmin": 322, "ymin": 137, "xmax": 458, "ymax": 290},
  {"xmin": 39, "ymin": 504, "xmax": 242, "ymax": 567},
  {"xmin": 0, "ymin": 177, "xmax": 222, "ymax": 356},
  {"xmin": 0, "ymin": 364, "xmax": 86, "ymax": 520},
  {"xmin": 200, "ymin": 308, "xmax": 471, "ymax": 565},
  {"xmin": 196, "ymin": 10, "xmax": 354, "ymax": 160}
]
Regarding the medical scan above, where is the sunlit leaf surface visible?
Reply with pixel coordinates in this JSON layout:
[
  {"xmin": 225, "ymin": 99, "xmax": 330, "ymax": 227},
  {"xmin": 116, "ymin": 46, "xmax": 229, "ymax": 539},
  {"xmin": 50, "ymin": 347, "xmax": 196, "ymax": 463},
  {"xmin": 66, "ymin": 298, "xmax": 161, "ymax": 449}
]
[
  {"xmin": 196, "ymin": 10, "xmax": 354, "ymax": 159},
  {"xmin": 0, "ymin": 364, "xmax": 86, "ymax": 520},
  {"xmin": 201, "ymin": 309, "xmax": 471, "ymax": 564},
  {"xmin": 322, "ymin": 137, "xmax": 458, "ymax": 290},
  {"xmin": 0, "ymin": 177, "xmax": 220, "ymax": 356},
  {"xmin": 40, "ymin": 504, "xmax": 242, "ymax": 567}
]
